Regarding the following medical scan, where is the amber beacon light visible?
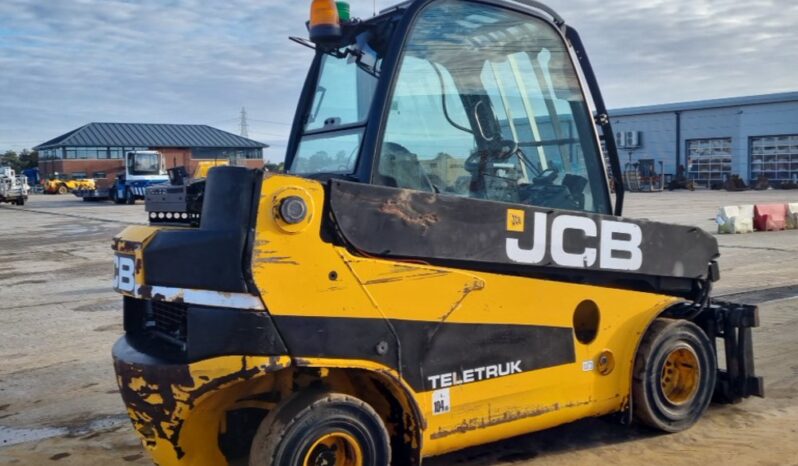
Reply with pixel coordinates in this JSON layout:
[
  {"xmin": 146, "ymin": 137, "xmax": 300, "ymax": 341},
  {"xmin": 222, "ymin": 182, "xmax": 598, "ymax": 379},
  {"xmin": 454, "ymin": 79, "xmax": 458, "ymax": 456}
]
[{"xmin": 309, "ymin": 0, "xmax": 344, "ymax": 44}]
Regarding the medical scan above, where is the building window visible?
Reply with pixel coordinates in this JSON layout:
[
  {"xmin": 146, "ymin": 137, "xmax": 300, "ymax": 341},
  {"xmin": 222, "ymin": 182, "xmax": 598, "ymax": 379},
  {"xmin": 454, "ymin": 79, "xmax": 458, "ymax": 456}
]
[
  {"xmin": 119, "ymin": 147, "xmax": 149, "ymax": 159},
  {"xmin": 750, "ymin": 135, "xmax": 798, "ymax": 184},
  {"xmin": 110, "ymin": 147, "xmax": 124, "ymax": 159},
  {"xmin": 71, "ymin": 172, "xmax": 87, "ymax": 179},
  {"xmin": 192, "ymin": 148, "xmax": 226, "ymax": 160},
  {"xmin": 93, "ymin": 171, "xmax": 107, "ymax": 179},
  {"xmin": 686, "ymin": 138, "xmax": 732, "ymax": 188},
  {"xmin": 192, "ymin": 147, "xmax": 263, "ymax": 160},
  {"xmin": 41, "ymin": 148, "xmax": 65, "ymax": 159},
  {"xmin": 64, "ymin": 147, "xmax": 108, "ymax": 159}
]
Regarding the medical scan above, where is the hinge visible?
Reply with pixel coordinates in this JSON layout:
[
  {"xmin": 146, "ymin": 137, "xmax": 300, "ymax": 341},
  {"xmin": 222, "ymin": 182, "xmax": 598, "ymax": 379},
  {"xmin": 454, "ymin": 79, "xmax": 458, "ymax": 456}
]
[{"xmin": 593, "ymin": 113, "xmax": 609, "ymax": 125}]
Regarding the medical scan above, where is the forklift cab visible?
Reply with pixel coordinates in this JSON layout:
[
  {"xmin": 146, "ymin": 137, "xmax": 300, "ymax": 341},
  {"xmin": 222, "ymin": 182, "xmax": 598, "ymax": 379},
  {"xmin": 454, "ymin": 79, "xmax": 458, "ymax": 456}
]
[{"xmin": 286, "ymin": 0, "xmax": 621, "ymax": 216}]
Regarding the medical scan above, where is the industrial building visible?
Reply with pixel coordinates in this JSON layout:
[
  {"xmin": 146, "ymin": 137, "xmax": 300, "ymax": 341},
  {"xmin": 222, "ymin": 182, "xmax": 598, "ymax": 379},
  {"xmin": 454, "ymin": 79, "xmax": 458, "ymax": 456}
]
[
  {"xmin": 34, "ymin": 123, "xmax": 267, "ymax": 181},
  {"xmin": 609, "ymin": 91, "xmax": 798, "ymax": 187}
]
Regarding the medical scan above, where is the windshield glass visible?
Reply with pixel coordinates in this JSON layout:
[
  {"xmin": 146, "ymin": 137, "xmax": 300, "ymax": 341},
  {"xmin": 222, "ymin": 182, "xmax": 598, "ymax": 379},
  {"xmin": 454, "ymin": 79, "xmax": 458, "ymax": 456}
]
[
  {"xmin": 129, "ymin": 152, "xmax": 162, "ymax": 175},
  {"xmin": 376, "ymin": 0, "xmax": 609, "ymax": 214},
  {"xmin": 289, "ymin": 42, "xmax": 380, "ymax": 175}
]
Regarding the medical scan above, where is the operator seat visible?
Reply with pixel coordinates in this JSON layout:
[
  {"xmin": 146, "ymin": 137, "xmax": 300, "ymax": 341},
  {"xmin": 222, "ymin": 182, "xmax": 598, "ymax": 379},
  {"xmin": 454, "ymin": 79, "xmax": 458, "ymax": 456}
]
[{"xmin": 377, "ymin": 142, "xmax": 434, "ymax": 192}]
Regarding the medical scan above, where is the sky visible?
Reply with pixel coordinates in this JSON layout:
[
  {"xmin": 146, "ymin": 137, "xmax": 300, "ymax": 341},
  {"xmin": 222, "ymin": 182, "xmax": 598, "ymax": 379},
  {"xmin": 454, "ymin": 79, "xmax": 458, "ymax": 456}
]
[{"xmin": 0, "ymin": 0, "xmax": 796, "ymax": 161}]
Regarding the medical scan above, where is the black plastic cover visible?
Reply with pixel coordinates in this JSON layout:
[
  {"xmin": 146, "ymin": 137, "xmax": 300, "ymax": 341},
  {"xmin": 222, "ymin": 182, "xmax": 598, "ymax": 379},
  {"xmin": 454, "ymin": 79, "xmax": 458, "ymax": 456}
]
[
  {"xmin": 328, "ymin": 181, "xmax": 719, "ymax": 297},
  {"xmin": 143, "ymin": 167, "xmax": 258, "ymax": 293},
  {"xmin": 122, "ymin": 297, "xmax": 288, "ymax": 363}
]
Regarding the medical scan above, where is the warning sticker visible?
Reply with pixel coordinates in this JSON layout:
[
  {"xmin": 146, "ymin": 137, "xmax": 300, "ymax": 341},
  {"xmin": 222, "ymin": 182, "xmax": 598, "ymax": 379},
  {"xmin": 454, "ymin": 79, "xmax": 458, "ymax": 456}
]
[{"xmin": 432, "ymin": 388, "xmax": 451, "ymax": 415}]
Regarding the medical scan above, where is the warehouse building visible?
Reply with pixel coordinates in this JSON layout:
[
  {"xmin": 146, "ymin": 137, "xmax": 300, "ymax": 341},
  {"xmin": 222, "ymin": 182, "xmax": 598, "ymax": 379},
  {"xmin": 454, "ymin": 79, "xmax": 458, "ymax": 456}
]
[
  {"xmin": 34, "ymin": 123, "xmax": 267, "ymax": 181},
  {"xmin": 609, "ymin": 91, "xmax": 798, "ymax": 187}
]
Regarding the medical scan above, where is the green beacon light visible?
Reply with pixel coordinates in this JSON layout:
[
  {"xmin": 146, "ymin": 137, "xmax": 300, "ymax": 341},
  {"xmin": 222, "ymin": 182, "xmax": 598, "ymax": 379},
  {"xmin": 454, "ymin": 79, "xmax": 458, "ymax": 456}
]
[{"xmin": 336, "ymin": 1, "xmax": 351, "ymax": 22}]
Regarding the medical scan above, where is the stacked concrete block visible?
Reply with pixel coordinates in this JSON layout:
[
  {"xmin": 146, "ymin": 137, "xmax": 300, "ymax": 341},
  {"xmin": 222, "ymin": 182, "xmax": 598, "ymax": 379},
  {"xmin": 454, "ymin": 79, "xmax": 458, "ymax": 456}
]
[
  {"xmin": 716, "ymin": 205, "xmax": 755, "ymax": 234},
  {"xmin": 754, "ymin": 204, "xmax": 788, "ymax": 231},
  {"xmin": 787, "ymin": 203, "xmax": 798, "ymax": 229}
]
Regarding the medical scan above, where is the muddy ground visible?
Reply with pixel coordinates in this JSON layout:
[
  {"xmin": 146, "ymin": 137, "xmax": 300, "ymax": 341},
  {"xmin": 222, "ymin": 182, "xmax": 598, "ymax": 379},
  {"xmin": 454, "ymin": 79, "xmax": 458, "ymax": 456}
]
[{"xmin": 1, "ymin": 191, "xmax": 797, "ymax": 465}]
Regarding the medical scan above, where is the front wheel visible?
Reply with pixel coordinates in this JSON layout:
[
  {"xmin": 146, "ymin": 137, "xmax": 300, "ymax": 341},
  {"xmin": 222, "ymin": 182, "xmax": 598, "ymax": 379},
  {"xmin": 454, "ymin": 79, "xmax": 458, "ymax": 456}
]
[
  {"xmin": 57, "ymin": 184, "xmax": 68, "ymax": 194},
  {"xmin": 249, "ymin": 391, "xmax": 391, "ymax": 466},
  {"xmin": 110, "ymin": 187, "xmax": 121, "ymax": 204},
  {"xmin": 633, "ymin": 318, "xmax": 716, "ymax": 433},
  {"xmin": 125, "ymin": 189, "xmax": 135, "ymax": 205}
]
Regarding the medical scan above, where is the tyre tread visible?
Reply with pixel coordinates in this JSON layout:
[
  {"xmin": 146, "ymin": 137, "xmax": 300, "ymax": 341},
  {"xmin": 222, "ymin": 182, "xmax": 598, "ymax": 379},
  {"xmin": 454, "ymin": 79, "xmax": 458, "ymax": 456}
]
[
  {"xmin": 249, "ymin": 391, "xmax": 391, "ymax": 466},
  {"xmin": 632, "ymin": 318, "xmax": 715, "ymax": 433}
]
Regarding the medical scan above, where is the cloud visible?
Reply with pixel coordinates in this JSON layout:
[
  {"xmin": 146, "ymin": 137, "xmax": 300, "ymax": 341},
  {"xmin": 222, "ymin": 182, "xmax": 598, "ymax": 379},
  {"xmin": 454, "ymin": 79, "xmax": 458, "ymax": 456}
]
[
  {"xmin": 0, "ymin": 0, "xmax": 795, "ymax": 161},
  {"xmin": 550, "ymin": 0, "xmax": 798, "ymax": 104}
]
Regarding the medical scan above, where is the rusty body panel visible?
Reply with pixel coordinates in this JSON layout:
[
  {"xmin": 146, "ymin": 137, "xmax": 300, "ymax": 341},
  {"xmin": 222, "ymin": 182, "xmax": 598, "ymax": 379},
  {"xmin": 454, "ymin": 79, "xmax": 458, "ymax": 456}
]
[{"xmin": 113, "ymin": 338, "xmax": 291, "ymax": 465}]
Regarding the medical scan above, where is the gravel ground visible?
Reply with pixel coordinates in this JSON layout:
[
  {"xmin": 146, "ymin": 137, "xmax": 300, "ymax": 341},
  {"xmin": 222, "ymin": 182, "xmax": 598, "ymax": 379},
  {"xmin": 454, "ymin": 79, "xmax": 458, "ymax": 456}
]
[{"xmin": 1, "ymin": 190, "xmax": 797, "ymax": 465}]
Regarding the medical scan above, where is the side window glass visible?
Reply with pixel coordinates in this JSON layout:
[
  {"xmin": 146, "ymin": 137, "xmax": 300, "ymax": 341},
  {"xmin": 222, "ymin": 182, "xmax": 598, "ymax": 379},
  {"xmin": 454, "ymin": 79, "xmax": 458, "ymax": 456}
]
[
  {"xmin": 377, "ymin": 56, "xmax": 475, "ymax": 193},
  {"xmin": 375, "ymin": 0, "xmax": 609, "ymax": 214}
]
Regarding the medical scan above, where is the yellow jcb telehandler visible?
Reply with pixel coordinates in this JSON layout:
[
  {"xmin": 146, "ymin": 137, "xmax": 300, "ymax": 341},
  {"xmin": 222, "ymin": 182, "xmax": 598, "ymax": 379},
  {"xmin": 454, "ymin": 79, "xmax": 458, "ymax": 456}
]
[
  {"xmin": 110, "ymin": 1, "xmax": 763, "ymax": 464},
  {"xmin": 42, "ymin": 174, "xmax": 95, "ymax": 194}
]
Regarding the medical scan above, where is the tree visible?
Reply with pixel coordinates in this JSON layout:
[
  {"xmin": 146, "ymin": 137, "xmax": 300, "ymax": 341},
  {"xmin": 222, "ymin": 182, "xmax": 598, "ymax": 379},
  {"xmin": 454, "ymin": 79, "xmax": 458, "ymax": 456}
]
[
  {"xmin": 1, "ymin": 150, "xmax": 22, "ymax": 172},
  {"xmin": 19, "ymin": 149, "xmax": 39, "ymax": 170},
  {"xmin": 1, "ymin": 149, "xmax": 38, "ymax": 172},
  {"xmin": 265, "ymin": 161, "xmax": 285, "ymax": 172}
]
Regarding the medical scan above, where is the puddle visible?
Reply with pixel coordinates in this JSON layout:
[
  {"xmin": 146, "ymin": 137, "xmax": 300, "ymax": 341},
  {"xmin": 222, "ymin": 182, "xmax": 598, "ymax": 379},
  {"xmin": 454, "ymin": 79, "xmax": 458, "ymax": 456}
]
[
  {"xmin": 0, "ymin": 415, "xmax": 129, "ymax": 448},
  {"xmin": 71, "ymin": 416, "xmax": 129, "ymax": 436},
  {"xmin": 0, "ymin": 425, "xmax": 68, "ymax": 448}
]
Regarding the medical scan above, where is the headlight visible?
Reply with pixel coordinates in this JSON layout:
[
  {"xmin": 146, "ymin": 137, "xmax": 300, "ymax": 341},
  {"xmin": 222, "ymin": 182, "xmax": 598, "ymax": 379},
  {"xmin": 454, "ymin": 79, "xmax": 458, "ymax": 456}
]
[{"xmin": 279, "ymin": 196, "xmax": 307, "ymax": 224}]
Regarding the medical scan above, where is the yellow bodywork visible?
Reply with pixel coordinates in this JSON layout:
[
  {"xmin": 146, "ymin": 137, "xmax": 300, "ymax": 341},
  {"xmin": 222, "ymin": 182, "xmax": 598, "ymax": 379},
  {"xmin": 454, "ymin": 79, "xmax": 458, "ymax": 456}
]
[
  {"xmin": 43, "ymin": 177, "xmax": 95, "ymax": 194},
  {"xmin": 193, "ymin": 160, "xmax": 228, "ymax": 179},
  {"xmin": 114, "ymin": 354, "xmax": 291, "ymax": 465},
  {"xmin": 251, "ymin": 175, "xmax": 679, "ymax": 456},
  {"xmin": 112, "ymin": 173, "xmax": 681, "ymax": 464}
]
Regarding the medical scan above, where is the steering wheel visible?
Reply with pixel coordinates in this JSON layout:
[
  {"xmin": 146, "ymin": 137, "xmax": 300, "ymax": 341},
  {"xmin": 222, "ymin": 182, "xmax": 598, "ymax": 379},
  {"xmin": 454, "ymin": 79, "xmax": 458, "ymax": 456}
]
[
  {"xmin": 532, "ymin": 167, "xmax": 559, "ymax": 185},
  {"xmin": 464, "ymin": 139, "xmax": 520, "ymax": 172}
]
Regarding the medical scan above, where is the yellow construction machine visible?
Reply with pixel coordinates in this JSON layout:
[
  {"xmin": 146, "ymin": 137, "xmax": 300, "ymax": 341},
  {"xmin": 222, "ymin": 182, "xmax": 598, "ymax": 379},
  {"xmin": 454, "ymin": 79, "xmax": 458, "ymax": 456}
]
[
  {"xmin": 110, "ymin": 1, "xmax": 762, "ymax": 465},
  {"xmin": 42, "ymin": 174, "xmax": 95, "ymax": 194}
]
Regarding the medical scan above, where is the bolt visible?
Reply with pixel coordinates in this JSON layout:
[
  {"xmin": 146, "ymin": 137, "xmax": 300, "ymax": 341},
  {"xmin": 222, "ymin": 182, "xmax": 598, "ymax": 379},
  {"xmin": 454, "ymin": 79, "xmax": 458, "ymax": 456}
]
[{"xmin": 375, "ymin": 341, "xmax": 389, "ymax": 355}]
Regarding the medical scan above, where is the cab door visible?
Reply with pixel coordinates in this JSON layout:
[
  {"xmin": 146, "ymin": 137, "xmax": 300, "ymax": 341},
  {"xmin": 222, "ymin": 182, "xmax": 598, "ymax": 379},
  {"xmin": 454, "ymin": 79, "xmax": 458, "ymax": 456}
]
[{"xmin": 363, "ymin": 0, "xmax": 614, "ymax": 443}]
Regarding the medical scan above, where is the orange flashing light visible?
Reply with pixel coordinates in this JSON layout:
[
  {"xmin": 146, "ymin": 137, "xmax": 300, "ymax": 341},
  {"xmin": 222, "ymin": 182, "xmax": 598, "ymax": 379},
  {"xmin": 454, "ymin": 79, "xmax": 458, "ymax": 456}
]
[{"xmin": 309, "ymin": 0, "xmax": 342, "ymax": 44}]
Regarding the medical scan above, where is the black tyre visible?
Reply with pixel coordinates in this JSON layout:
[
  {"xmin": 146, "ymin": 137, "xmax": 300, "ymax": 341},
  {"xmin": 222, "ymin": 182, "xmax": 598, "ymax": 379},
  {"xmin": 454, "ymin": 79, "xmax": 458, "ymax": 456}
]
[
  {"xmin": 125, "ymin": 189, "xmax": 135, "ymax": 205},
  {"xmin": 249, "ymin": 391, "xmax": 391, "ymax": 466},
  {"xmin": 57, "ymin": 184, "xmax": 68, "ymax": 194},
  {"xmin": 633, "ymin": 318, "xmax": 716, "ymax": 433},
  {"xmin": 110, "ymin": 188, "xmax": 121, "ymax": 204}
]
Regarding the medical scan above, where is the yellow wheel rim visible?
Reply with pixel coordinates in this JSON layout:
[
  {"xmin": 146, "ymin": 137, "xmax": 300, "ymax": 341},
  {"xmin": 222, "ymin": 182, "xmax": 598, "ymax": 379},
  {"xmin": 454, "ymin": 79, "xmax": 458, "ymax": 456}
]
[
  {"xmin": 304, "ymin": 432, "xmax": 363, "ymax": 466},
  {"xmin": 660, "ymin": 345, "xmax": 700, "ymax": 405}
]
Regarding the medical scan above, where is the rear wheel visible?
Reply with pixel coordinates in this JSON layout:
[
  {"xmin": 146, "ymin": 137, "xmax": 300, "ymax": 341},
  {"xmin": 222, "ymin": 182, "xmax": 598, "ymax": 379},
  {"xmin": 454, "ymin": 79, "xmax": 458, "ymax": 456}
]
[
  {"xmin": 249, "ymin": 391, "xmax": 390, "ymax": 466},
  {"xmin": 57, "ymin": 184, "xmax": 68, "ymax": 194},
  {"xmin": 633, "ymin": 318, "xmax": 716, "ymax": 432}
]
